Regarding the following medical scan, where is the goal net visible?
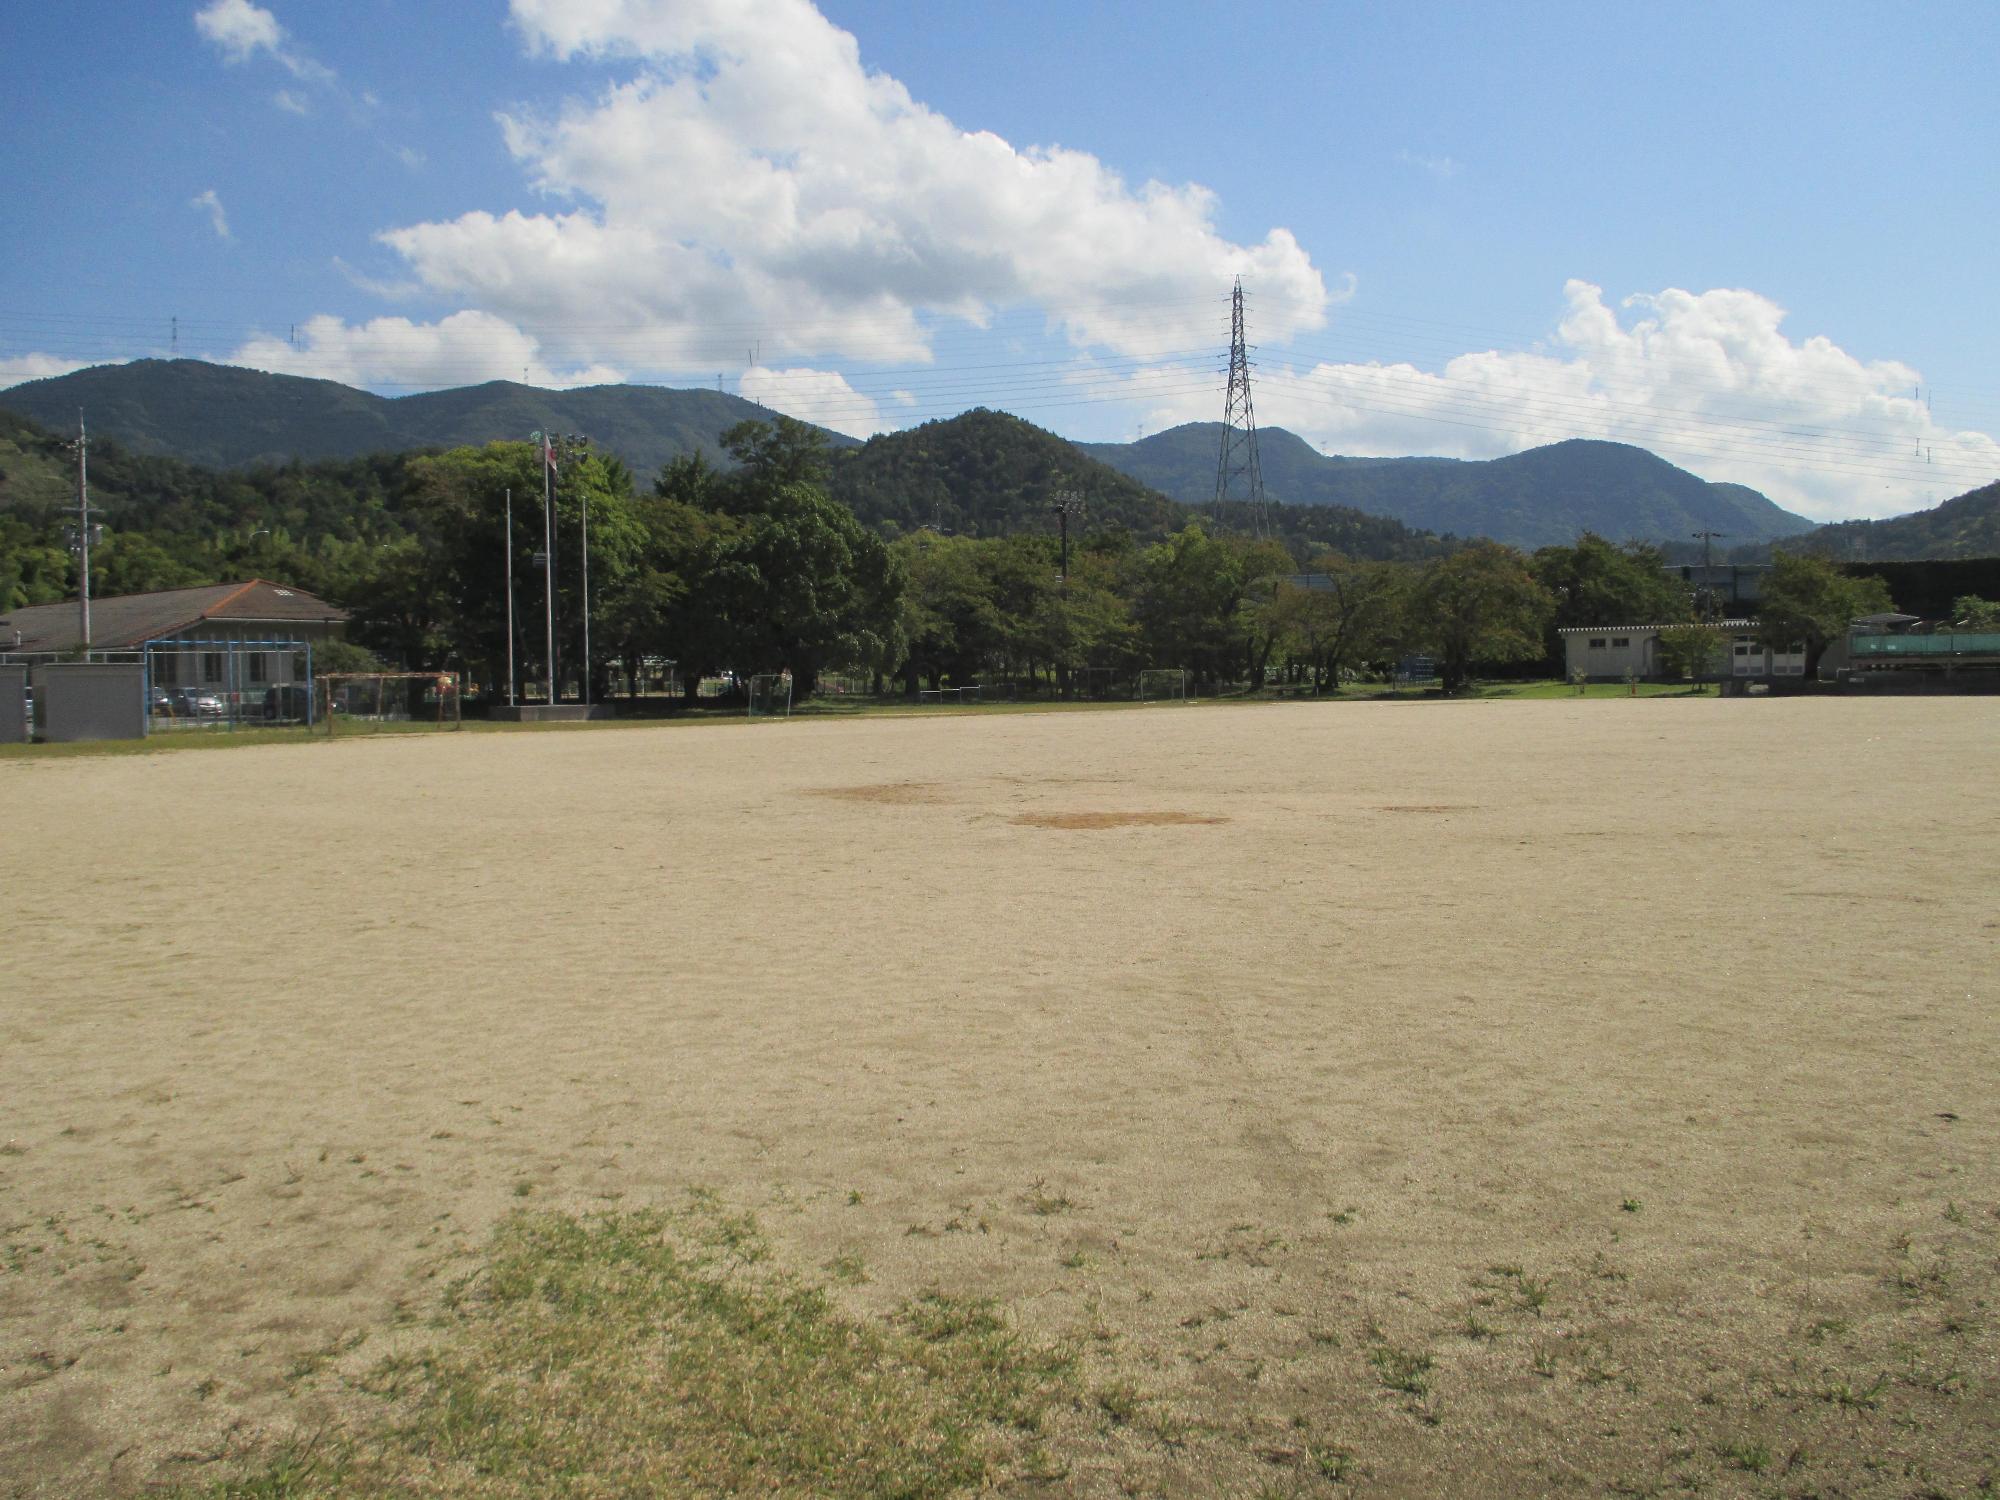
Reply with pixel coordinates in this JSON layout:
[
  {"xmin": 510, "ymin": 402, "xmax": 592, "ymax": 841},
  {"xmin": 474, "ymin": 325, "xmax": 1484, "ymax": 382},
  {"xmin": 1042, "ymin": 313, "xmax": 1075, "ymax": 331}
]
[
  {"xmin": 1136, "ymin": 668, "xmax": 1191, "ymax": 703},
  {"xmin": 917, "ymin": 685, "xmax": 983, "ymax": 706},
  {"xmin": 746, "ymin": 672, "xmax": 792, "ymax": 719},
  {"xmin": 316, "ymin": 672, "xmax": 462, "ymax": 734}
]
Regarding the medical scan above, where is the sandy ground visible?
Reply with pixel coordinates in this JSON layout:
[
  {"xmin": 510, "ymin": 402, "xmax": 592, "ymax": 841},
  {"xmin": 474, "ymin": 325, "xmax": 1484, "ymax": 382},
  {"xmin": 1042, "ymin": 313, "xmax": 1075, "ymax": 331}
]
[{"xmin": 2, "ymin": 698, "xmax": 1996, "ymax": 1497}]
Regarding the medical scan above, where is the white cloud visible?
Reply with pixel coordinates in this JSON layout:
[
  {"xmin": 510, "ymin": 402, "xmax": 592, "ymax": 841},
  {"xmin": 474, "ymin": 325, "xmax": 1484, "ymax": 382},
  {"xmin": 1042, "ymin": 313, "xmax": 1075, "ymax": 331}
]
[
  {"xmin": 194, "ymin": 0, "xmax": 335, "ymax": 85},
  {"xmin": 272, "ymin": 89, "xmax": 309, "ymax": 115},
  {"xmin": 226, "ymin": 311, "xmax": 625, "ymax": 390},
  {"xmin": 738, "ymin": 366, "xmax": 885, "ymax": 437},
  {"xmin": 0, "ymin": 354, "xmax": 106, "ymax": 390},
  {"xmin": 362, "ymin": 0, "xmax": 1329, "ymax": 374},
  {"xmin": 194, "ymin": 0, "xmax": 281, "ymax": 61},
  {"xmin": 190, "ymin": 188, "xmax": 231, "ymax": 240},
  {"xmin": 1118, "ymin": 280, "xmax": 2000, "ymax": 523},
  {"xmin": 1397, "ymin": 150, "xmax": 1460, "ymax": 180}
]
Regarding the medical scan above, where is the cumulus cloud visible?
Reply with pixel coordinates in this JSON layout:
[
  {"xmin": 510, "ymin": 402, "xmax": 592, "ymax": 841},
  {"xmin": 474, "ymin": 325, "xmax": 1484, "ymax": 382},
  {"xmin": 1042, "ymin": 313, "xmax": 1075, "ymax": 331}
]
[
  {"xmin": 0, "ymin": 354, "xmax": 104, "ymax": 390},
  {"xmin": 361, "ymin": 0, "xmax": 1329, "ymax": 374},
  {"xmin": 190, "ymin": 188, "xmax": 231, "ymax": 240},
  {"xmin": 195, "ymin": 0, "xmax": 335, "ymax": 86},
  {"xmin": 1118, "ymin": 280, "xmax": 2000, "ymax": 523},
  {"xmin": 738, "ymin": 366, "xmax": 885, "ymax": 437},
  {"xmin": 226, "ymin": 312, "xmax": 624, "ymax": 390}
]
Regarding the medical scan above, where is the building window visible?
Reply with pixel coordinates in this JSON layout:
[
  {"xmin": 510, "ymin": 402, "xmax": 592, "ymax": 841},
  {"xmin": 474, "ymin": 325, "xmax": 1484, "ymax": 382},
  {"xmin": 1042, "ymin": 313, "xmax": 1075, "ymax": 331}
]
[
  {"xmin": 1587, "ymin": 637, "xmax": 1606, "ymax": 649},
  {"xmin": 1612, "ymin": 637, "xmax": 1629, "ymax": 648},
  {"xmin": 155, "ymin": 653, "xmax": 179, "ymax": 685},
  {"xmin": 247, "ymin": 652, "xmax": 267, "ymax": 683},
  {"xmin": 203, "ymin": 652, "xmax": 223, "ymax": 683}
]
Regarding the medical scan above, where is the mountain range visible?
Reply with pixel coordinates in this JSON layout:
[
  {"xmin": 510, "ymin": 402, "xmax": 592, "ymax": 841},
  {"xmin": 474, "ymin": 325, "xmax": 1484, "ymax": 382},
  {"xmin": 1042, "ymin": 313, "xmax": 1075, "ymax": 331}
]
[
  {"xmin": 0, "ymin": 358, "xmax": 1875, "ymax": 552},
  {"xmin": 1080, "ymin": 424, "xmax": 1812, "ymax": 549}
]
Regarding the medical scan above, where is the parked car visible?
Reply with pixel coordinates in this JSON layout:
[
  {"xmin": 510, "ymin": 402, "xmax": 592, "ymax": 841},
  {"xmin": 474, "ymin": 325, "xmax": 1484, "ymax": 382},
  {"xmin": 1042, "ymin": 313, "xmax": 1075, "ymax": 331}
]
[
  {"xmin": 150, "ymin": 688, "xmax": 175, "ymax": 716},
  {"xmin": 262, "ymin": 684, "xmax": 311, "ymax": 721}
]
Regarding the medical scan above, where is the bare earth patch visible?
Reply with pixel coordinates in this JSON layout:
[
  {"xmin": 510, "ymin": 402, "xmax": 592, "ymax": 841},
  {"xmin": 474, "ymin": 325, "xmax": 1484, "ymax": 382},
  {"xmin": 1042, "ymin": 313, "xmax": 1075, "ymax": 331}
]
[
  {"xmin": 1011, "ymin": 810, "xmax": 1228, "ymax": 829},
  {"xmin": 808, "ymin": 781, "xmax": 951, "ymax": 804},
  {"xmin": 2, "ymin": 699, "xmax": 1996, "ymax": 1498}
]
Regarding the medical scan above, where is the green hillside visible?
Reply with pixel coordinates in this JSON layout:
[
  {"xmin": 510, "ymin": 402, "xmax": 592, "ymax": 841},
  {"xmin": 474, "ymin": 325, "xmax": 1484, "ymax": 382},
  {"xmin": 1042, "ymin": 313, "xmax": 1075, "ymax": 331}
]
[
  {"xmin": 0, "ymin": 360, "xmax": 849, "ymax": 476},
  {"xmin": 1800, "ymin": 479, "xmax": 2000, "ymax": 561},
  {"xmin": 830, "ymin": 409, "xmax": 1450, "ymax": 560},
  {"xmin": 1082, "ymin": 425, "xmax": 1813, "ymax": 548}
]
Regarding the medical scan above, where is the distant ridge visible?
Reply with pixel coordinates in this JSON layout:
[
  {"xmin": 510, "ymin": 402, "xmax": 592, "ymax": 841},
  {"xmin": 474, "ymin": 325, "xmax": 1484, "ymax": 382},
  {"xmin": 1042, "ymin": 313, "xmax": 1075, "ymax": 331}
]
[
  {"xmin": 1081, "ymin": 424, "xmax": 1814, "ymax": 549},
  {"xmin": 0, "ymin": 359, "xmax": 852, "ymax": 477},
  {"xmin": 1797, "ymin": 479, "xmax": 2000, "ymax": 561},
  {"xmin": 4, "ymin": 360, "xmax": 1820, "ymax": 551}
]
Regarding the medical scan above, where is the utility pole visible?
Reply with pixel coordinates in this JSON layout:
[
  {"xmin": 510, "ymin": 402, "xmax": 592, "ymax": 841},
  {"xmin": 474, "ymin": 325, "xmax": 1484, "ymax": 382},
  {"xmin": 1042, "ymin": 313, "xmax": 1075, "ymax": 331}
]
[
  {"xmin": 1693, "ymin": 530, "xmax": 1728, "ymax": 572},
  {"xmin": 1050, "ymin": 489, "xmax": 1084, "ymax": 582},
  {"xmin": 503, "ymin": 488, "xmax": 516, "ymax": 708},
  {"xmin": 63, "ymin": 411, "xmax": 98, "ymax": 650},
  {"xmin": 1214, "ymin": 277, "xmax": 1267, "ymax": 536}
]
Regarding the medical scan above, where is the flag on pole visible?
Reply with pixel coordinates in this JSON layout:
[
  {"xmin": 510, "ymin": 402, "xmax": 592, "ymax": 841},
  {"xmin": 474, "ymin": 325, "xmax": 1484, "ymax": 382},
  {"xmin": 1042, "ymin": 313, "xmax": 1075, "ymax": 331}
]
[{"xmin": 542, "ymin": 433, "xmax": 559, "ymax": 475}]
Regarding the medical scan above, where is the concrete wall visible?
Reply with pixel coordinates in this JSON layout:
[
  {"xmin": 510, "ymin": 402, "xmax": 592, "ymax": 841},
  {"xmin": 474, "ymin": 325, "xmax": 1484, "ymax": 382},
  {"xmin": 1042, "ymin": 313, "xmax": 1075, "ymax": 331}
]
[
  {"xmin": 0, "ymin": 664, "xmax": 25, "ymax": 743},
  {"xmin": 37, "ymin": 662, "xmax": 147, "ymax": 743},
  {"xmin": 1562, "ymin": 631, "xmax": 1657, "ymax": 680}
]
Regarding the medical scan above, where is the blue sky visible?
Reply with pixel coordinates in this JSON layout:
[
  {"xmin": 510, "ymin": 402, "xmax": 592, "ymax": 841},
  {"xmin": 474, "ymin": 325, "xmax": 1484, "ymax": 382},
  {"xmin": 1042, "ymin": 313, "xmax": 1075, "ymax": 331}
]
[{"xmin": 3, "ymin": 0, "xmax": 1996, "ymax": 521}]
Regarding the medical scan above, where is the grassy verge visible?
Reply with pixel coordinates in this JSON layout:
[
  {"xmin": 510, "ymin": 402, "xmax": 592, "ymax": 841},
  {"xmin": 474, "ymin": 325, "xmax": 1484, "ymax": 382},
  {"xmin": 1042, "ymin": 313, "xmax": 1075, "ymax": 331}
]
[{"xmin": 180, "ymin": 1196, "xmax": 1074, "ymax": 1498}]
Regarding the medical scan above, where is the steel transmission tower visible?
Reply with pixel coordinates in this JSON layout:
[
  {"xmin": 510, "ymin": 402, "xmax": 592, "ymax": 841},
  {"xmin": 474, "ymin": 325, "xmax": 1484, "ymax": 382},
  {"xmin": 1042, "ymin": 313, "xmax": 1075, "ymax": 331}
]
[{"xmin": 1213, "ymin": 277, "xmax": 1267, "ymax": 535}]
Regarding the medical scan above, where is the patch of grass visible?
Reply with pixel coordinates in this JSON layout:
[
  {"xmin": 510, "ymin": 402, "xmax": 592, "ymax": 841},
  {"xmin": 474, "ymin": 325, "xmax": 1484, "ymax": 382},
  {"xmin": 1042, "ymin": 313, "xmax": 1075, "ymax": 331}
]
[
  {"xmin": 1620, "ymin": 1197, "xmax": 1643, "ymax": 1214},
  {"xmin": 1817, "ymin": 1371, "xmax": 1888, "ymax": 1409},
  {"xmin": 824, "ymin": 1251, "xmax": 868, "ymax": 1286},
  {"xmin": 1022, "ymin": 1179, "xmax": 1075, "ymax": 1216},
  {"xmin": 1094, "ymin": 1380, "xmax": 1143, "ymax": 1425},
  {"xmin": 1719, "ymin": 1439, "xmax": 1771, "ymax": 1475},
  {"xmin": 177, "ymin": 1199, "xmax": 1075, "ymax": 1498},
  {"xmin": 1368, "ymin": 1342, "xmax": 1435, "ymax": 1398}
]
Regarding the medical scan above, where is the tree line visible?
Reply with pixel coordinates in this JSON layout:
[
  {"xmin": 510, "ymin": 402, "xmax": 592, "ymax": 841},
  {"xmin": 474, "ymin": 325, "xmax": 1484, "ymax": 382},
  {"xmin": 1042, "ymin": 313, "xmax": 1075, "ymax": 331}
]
[{"xmin": 2, "ymin": 408, "xmax": 1920, "ymax": 696}]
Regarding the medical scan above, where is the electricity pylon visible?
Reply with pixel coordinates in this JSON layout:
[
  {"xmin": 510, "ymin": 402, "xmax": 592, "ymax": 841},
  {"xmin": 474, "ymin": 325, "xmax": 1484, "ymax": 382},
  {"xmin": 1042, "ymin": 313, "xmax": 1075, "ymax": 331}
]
[{"xmin": 1213, "ymin": 277, "xmax": 1267, "ymax": 536}]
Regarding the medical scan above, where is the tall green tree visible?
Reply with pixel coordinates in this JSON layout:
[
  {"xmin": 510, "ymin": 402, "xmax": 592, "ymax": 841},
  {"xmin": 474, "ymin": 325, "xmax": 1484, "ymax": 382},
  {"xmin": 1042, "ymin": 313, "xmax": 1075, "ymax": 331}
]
[
  {"xmin": 1533, "ymin": 533, "xmax": 1691, "ymax": 641},
  {"xmin": 1131, "ymin": 523, "xmax": 1249, "ymax": 688},
  {"xmin": 1269, "ymin": 554, "xmax": 1410, "ymax": 690},
  {"xmin": 1412, "ymin": 542, "xmax": 1555, "ymax": 693},
  {"xmin": 1755, "ymin": 552, "xmax": 1892, "ymax": 680}
]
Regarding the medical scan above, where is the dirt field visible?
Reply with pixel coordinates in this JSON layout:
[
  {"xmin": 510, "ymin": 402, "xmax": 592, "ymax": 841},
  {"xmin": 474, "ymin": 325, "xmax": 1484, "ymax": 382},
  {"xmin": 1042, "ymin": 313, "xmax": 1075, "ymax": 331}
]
[{"xmin": 3, "ymin": 698, "xmax": 1996, "ymax": 1497}]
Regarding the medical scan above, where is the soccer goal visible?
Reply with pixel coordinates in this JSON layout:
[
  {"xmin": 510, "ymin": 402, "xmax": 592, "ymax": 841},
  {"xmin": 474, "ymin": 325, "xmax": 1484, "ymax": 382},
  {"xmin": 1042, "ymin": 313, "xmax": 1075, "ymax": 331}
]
[
  {"xmin": 746, "ymin": 672, "xmax": 792, "ymax": 719},
  {"xmin": 316, "ymin": 672, "xmax": 462, "ymax": 735},
  {"xmin": 1136, "ymin": 668, "xmax": 1191, "ymax": 703},
  {"xmin": 917, "ymin": 685, "xmax": 983, "ymax": 706}
]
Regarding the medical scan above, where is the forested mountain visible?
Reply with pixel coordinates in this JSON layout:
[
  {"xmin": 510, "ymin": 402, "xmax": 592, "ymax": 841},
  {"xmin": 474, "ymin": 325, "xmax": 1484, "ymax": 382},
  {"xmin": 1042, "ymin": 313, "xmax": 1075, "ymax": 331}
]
[
  {"xmin": 0, "ymin": 359, "xmax": 846, "ymax": 475},
  {"xmin": 828, "ymin": 409, "xmax": 1449, "ymax": 559},
  {"xmin": 1795, "ymin": 479, "xmax": 2000, "ymax": 562},
  {"xmin": 1081, "ymin": 426, "xmax": 1813, "ymax": 548},
  {"xmin": 7, "ymin": 361, "xmax": 1820, "ymax": 554}
]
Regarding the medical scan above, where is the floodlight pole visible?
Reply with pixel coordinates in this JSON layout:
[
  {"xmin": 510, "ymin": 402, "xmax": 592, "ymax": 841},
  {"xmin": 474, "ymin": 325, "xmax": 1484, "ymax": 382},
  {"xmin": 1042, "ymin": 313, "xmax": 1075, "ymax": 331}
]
[
  {"xmin": 1051, "ymin": 489, "xmax": 1084, "ymax": 582},
  {"xmin": 574, "ymin": 434, "xmax": 592, "ymax": 707},
  {"xmin": 503, "ymin": 488, "xmax": 516, "ymax": 707},
  {"xmin": 534, "ymin": 431, "xmax": 557, "ymax": 704},
  {"xmin": 69, "ymin": 410, "xmax": 94, "ymax": 650}
]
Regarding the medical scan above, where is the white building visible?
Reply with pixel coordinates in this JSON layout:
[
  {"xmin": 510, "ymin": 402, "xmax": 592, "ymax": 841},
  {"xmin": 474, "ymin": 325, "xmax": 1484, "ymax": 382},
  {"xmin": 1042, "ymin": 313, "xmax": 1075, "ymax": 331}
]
[{"xmin": 1558, "ymin": 622, "xmax": 1806, "ymax": 682}]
